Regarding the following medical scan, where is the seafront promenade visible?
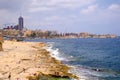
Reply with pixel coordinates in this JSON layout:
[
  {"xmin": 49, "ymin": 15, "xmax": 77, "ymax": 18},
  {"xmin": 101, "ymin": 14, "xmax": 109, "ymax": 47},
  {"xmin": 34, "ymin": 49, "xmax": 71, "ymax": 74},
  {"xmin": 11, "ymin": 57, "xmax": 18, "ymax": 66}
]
[{"xmin": 0, "ymin": 40, "xmax": 78, "ymax": 80}]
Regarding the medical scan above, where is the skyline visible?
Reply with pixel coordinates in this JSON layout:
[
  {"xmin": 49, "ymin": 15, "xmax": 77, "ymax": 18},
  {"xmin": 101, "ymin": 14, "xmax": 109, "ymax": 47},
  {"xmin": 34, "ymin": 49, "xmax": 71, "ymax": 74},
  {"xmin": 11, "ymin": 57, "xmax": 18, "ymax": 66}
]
[{"xmin": 0, "ymin": 0, "xmax": 120, "ymax": 35}]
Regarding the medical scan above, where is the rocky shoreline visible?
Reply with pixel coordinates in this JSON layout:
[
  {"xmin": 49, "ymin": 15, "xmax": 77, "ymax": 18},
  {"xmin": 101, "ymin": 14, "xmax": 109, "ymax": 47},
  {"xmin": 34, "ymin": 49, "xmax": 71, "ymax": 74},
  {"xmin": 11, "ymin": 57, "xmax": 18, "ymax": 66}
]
[{"xmin": 0, "ymin": 40, "xmax": 78, "ymax": 80}]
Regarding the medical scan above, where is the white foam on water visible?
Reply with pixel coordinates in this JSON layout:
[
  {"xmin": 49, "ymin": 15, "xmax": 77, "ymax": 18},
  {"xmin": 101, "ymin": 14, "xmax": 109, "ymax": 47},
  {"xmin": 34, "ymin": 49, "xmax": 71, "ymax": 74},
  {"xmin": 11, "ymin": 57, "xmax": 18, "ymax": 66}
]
[
  {"xmin": 69, "ymin": 65, "xmax": 118, "ymax": 80},
  {"xmin": 69, "ymin": 66, "xmax": 98, "ymax": 80},
  {"xmin": 45, "ymin": 42, "xmax": 66, "ymax": 61}
]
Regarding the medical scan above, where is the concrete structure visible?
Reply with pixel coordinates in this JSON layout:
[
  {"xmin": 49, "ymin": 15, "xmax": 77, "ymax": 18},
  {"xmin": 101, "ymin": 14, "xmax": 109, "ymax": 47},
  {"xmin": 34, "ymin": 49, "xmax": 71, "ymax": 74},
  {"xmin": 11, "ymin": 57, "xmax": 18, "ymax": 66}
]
[{"xmin": 18, "ymin": 16, "xmax": 24, "ymax": 31}]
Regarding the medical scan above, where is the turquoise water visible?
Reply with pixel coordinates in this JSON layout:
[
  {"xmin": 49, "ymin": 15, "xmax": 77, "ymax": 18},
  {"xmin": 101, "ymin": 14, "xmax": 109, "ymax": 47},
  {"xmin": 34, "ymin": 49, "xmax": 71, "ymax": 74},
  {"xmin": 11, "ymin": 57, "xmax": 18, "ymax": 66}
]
[{"xmin": 25, "ymin": 37, "xmax": 120, "ymax": 80}]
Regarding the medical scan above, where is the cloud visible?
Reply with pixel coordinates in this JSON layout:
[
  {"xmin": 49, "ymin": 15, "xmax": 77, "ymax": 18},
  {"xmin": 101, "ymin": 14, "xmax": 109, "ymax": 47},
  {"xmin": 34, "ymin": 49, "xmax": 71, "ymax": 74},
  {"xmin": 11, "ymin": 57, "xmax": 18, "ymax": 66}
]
[
  {"xmin": 80, "ymin": 4, "xmax": 98, "ymax": 14},
  {"xmin": 108, "ymin": 4, "xmax": 120, "ymax": 11},
  {"xmin": 29, "ymin": 7, "xmax": 54, "ymax": 12},
  {"xmin": 54, "ymin": 0, "xmax": 96, "ymax": 8},
  {"xmin": 29, "ymin": 0, "xmax": 96, "ymax": 12},
  {"xmin": 0, "ymin": 0, "xmax": 31, "ymax": 12}
]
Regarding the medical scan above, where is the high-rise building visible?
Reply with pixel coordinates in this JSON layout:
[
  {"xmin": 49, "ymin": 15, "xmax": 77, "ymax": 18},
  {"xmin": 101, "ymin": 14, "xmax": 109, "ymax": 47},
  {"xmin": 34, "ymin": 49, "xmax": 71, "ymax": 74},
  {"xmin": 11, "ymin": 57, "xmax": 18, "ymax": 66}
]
[{"xmin": 18, "ymin": 16, "xmax": 24, "ymax": 31}]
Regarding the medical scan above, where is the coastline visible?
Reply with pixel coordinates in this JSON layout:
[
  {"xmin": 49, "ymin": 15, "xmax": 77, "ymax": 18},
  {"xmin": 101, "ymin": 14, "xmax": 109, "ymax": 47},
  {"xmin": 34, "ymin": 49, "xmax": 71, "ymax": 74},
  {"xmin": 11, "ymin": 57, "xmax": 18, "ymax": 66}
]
[{"xmin": 0, "ymin": 40, "xmax": 78, "ymax": 80}]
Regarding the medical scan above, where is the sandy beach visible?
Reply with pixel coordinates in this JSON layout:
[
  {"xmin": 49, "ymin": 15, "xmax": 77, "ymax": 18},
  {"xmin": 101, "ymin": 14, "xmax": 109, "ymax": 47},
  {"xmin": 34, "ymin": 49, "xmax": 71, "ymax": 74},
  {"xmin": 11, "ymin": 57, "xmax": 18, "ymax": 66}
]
[{"xmin": 0, "ymin": 40, "xmax": 78, "ymax": 80}]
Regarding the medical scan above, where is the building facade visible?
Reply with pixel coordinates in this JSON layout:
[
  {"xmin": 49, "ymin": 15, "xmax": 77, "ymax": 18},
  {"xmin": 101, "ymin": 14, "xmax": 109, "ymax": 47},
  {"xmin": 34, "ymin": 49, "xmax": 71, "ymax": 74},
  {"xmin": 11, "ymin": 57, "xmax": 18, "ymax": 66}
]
[{"xmin": 18, "ymin": 16, "xmax": 24, "ymax": 31}]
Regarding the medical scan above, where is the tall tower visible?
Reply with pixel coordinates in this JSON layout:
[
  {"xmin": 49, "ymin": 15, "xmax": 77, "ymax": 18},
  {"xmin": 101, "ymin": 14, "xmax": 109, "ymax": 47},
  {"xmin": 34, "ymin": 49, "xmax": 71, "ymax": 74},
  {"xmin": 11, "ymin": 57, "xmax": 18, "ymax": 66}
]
[{"xmin": 18, "ymin": 16, "xmax": 24, "ymax": 31}]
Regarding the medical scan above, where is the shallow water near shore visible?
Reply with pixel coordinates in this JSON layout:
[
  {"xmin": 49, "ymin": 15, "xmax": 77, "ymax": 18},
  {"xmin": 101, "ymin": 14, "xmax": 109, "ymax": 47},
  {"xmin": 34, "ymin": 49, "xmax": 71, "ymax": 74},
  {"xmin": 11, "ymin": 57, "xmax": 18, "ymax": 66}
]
[{"xmin": 25, "ymin": 37, "xmax": 120, "ymax": 80}]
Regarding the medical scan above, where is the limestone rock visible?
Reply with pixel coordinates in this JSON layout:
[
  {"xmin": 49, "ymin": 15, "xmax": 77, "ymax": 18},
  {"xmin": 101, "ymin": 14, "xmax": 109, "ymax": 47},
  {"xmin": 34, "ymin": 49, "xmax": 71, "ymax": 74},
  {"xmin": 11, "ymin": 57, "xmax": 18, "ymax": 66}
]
[{"xmin": 0, "ymin": 36, "xmax": 4, "ymax": 51}]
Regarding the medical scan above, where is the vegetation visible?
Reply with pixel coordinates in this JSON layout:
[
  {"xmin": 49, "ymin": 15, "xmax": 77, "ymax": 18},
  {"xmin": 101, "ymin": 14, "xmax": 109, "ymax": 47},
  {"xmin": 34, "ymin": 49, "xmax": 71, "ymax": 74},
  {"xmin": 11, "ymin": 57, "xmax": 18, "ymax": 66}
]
[{"xmin": 27, "ymin": 75, "xmax": 71, "ymax": 80}]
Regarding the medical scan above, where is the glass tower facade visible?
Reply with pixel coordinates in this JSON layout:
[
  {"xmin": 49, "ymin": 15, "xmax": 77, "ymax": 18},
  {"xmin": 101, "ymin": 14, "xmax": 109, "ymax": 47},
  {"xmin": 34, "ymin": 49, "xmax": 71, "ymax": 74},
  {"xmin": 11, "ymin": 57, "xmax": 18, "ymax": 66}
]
[{"xmin": 18, "ymin": 16, "xmax": 24, "ymax": 31}]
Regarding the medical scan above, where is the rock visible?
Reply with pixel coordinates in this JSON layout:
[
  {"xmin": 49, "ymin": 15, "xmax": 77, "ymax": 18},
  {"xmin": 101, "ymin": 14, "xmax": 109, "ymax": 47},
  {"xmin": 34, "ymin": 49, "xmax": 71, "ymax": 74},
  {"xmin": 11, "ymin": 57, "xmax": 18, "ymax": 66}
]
[
  {"xmin": 0, "ymin": 41, "xmax": 79, "ymax": 80},
  {"xmin": 0, "ymin": 36, "xmax": 4, "ymax": 51}
]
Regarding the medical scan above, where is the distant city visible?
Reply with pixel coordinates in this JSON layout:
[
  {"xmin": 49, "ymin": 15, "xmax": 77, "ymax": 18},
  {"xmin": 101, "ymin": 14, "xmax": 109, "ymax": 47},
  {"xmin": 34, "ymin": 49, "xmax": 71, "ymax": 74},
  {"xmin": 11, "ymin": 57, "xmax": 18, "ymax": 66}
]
[
  {"xmin": 2, "ymin": 16, "xmax": 117, "ymax": 39},
  {"xmin": 3, "ymin": 16, "xmax": 24, "ymax": 31}
]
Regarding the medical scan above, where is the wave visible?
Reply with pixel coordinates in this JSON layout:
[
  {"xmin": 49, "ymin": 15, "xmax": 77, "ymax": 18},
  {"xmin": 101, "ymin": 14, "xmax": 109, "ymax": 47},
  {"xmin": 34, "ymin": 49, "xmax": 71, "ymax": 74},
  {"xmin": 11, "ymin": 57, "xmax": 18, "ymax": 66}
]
[
  {"xmin": 45, "ymin": 42, "xmax": 75, "ymax": 61},
  {"xmin": 45, "ymin": 42, "xmax": 66, "ymax": 61}
]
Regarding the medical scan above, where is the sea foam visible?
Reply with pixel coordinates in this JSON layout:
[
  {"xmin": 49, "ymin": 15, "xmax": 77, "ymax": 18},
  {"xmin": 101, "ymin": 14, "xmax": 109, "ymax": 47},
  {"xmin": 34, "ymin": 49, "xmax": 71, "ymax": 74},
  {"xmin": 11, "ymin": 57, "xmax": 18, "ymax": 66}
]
[{"xmin": 45, "ymin": 42, "xmax": 65, "ymax": 61}]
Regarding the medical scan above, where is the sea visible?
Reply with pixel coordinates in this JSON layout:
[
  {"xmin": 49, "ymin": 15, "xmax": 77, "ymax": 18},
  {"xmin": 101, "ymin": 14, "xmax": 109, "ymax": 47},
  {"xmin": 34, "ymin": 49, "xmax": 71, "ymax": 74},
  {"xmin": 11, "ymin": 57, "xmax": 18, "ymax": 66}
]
[{"xmin": 25, "ymin": 37, "xmax": 120, "ymax": 80}]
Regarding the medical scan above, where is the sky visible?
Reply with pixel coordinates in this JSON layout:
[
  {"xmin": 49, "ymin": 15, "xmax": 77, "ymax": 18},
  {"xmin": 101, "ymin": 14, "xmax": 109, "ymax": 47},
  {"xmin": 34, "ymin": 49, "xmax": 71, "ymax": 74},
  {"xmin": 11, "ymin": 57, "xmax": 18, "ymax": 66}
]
[{"xmin": 0, "ymin": 0, "xmax": 120, "ymax": 35}]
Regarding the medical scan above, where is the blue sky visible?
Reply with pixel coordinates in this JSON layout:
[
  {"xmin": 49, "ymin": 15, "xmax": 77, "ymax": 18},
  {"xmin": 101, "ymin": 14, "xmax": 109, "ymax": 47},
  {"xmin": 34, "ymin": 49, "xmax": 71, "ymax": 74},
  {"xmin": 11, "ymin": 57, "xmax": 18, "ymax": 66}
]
[{"xmin": 0, "ymin": 0, "xmax": 120, "ymax": 35}]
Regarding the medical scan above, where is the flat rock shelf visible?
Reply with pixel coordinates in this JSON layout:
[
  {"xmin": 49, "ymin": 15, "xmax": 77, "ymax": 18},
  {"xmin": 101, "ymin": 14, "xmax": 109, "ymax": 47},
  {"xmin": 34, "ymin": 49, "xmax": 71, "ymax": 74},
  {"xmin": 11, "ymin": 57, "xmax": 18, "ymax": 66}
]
[{"xmin": 0, "ymin": 40, "xmax": 78, "ymax": 80}]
